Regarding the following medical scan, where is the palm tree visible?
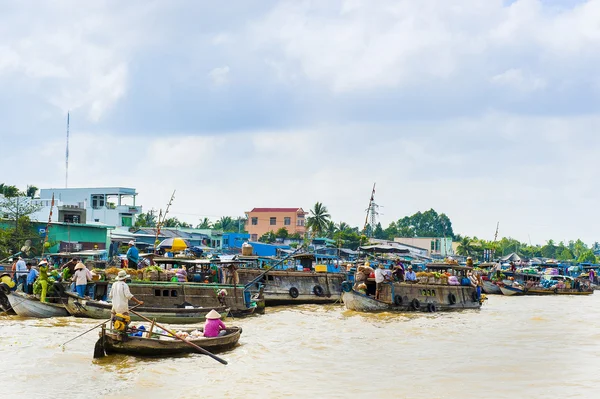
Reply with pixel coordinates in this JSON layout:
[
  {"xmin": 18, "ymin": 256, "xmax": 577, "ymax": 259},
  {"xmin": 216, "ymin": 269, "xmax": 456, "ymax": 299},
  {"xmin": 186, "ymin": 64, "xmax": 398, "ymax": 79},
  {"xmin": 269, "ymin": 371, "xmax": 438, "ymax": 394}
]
[
  {"xmin": 196, "ymin": 217, "xmax": 212, "ymax": 229},
  {"xmin": 26, "ymin": 185, "xmax": 38, "ymax": 198},
  {"xmin": 306, "ymin": 202, "xmax": 331, "ymax": 237},
  {"xmin": 214, "ymin": 216, "xmax": 237, "ymax": 232},
  {"xmin": 324, "ymin": 220, "xmax": 337, "ymax": 238},
  {"xmin": 456, "ymin": 236, "xmax": 476, "ymax": 257},
  {"xmin": 336, "ymin": 221, "xmax": 351, "ymax": 233},
  {"xmin": 135, "ymin": 212, "xmax": 157, "ymax": 228}
]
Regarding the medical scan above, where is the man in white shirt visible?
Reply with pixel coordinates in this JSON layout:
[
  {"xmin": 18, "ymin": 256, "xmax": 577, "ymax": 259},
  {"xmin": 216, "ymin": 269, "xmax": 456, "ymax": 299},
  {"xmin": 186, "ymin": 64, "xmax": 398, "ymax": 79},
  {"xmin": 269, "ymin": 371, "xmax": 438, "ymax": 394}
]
[
  {"xmin": 15, "ymin": 257, "xmax": 28, "ymax": 291},
  {"xmin": 109, "ymin": 270, "xmax": 143, "ymax": 316},
  {"xmin": 374, "ymin": 264, "xmax": 388, "ymax": 300}
]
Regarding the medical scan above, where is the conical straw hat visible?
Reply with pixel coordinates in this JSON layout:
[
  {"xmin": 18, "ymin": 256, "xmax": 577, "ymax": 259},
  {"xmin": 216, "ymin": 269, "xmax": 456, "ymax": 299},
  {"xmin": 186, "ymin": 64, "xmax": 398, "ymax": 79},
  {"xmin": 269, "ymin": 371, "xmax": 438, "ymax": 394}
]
[{"xmin": 206, "ymin": 309, "xmax": 221, "ymax": 319}]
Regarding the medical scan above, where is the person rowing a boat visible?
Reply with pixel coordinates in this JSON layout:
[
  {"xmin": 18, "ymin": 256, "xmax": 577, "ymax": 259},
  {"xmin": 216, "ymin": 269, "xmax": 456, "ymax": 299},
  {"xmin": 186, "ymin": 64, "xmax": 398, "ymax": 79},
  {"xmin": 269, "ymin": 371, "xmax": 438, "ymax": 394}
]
[
  {"xmin": 109, "ymin": 270, "xmax": 143, "ymax": 319},
  {"xmin": 204, "ymin": 309, "xmax": 227, "ymax": 337}
]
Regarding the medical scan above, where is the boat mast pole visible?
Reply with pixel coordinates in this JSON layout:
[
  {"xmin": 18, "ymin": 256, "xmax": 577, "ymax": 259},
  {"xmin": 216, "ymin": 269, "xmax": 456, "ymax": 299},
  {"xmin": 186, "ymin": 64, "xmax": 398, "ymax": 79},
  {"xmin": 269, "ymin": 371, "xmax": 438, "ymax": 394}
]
[
  {"xmin": 154, "ymin": 190, "xmax": 175, "ymax": 254},
  {"xmin": 41, "ymin": 194, "xmax": 55, "ymax": 257}
]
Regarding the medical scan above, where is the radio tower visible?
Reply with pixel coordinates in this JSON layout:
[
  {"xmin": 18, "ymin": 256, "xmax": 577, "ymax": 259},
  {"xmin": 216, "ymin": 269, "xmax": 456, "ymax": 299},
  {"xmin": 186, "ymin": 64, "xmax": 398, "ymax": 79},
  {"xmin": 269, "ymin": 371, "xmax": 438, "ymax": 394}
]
[
  {"xmin": 65, "ymin": 112, "xmax": 70, "ymax": 188},
  {"xmin": 363, "ymin": 183, "xmax": 380, "ymax": 238}
]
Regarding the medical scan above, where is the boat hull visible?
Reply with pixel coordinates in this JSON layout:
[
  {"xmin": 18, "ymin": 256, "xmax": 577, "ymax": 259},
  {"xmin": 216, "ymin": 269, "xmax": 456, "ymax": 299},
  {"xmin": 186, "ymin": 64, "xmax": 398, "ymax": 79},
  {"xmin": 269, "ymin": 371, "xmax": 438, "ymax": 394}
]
[
  {"xmin": 499, "ymin": 285, "xmax": 524, "ymax": 296},
  {"xmin": 482, "ymin": 280, "xmax": 502, "ymax": 295},
  {"xmin": 524, "ymin": 288, "xmax": 593, "ymax": 296},
  {"xmin": 342, "ymin": 282, "xmax": 481, "ymax": 312},
  {"xmin": 237, "ymin": 269, "xmax": 346, "ymax": 305},
  {"xmin": 102, "ymin": 327, "xmax": 242, "ymax": 356},
  {"xmin": 6, "ymin": 291, "xmax": 69, "ymax": 318},
  {"xmin": 64, "ymin": 293, "xmax": 229, "ymax": 324}
]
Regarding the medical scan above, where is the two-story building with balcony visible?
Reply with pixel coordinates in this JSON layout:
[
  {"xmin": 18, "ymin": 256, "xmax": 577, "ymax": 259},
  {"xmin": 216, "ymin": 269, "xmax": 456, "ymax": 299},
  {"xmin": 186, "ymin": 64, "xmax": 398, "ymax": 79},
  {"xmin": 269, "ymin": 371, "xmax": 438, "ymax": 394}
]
[
  {"xmin": 33, "ymin": 187, "xmax": 142, "ymax": 230},
  {"xmin": 245, "ymin": 207, "xmax": 307, "ymax": 241}
]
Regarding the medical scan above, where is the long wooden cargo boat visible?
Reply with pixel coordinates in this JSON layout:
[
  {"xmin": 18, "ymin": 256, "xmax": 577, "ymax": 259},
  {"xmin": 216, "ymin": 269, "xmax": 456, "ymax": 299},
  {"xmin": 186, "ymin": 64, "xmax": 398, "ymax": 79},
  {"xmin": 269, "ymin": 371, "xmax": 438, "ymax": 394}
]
[
  {"xmin": 100, "ymin": 326, "xmax": 242, "ymax": 356},
  {"xmin": 342, "ymin": 281, "xmax": 481, "ymax": 312},
  {"xmin": 238, "ymin": 268, "xmax": 346, "ymax": 305},
  {"xmin": 236, "ymin": 253, "xmax": 347, "ymax": 305},
  {"xmin": 5, "ymin": 290, "xmax": 69, "ymax": 318},
  {"xmin": 63, "ymin": 292, "xmax": 229, "ymax": 324},
  {"xmin": 58, "ymin": 278, "xmax": 259, "ymax": 318}
]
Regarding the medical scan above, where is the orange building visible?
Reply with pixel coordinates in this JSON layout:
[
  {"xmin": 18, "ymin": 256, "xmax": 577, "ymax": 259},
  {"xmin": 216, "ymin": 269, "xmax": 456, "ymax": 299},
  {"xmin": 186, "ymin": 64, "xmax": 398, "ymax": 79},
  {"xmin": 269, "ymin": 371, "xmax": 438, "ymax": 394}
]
[{"xmin": 245, "ymin": 208, "xmax": 307, "ymax": 241}]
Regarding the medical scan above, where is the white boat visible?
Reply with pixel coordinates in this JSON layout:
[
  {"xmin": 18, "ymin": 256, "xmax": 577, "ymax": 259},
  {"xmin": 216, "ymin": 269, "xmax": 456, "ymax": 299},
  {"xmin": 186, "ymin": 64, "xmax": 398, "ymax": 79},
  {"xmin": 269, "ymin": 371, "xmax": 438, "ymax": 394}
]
[{"xmin": 6, "ymin": 291, "xmax": 69, "ymax": 318}]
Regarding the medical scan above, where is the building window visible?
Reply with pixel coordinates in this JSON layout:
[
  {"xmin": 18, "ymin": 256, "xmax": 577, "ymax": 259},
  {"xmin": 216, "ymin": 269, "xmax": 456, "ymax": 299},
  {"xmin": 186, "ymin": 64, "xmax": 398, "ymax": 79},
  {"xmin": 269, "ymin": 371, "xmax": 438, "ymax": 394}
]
[
  {"xmin": 251, "ymin": 234, "xmax": 258, "ymax": 241},
  {"xmin": 122, "ymin": 216, "xmax": 132, "ymax": 227},
  {"xmin": 251, "ymin": 217, "xmax": 258, "ymax": 225},
  {"xmin": 270, "ymin": 217, "xmax": 276, "ymax": 225},
  {"xmin": 297, "ymin": 219, "xmax": 305, "ymax": 226},
  {"xmin": 91, "ymin": 194, "xmax": 105, "ymax": 209},
  {"xmin": 284, "ymin": 217, "xmax": 291, "ymax": 226}
]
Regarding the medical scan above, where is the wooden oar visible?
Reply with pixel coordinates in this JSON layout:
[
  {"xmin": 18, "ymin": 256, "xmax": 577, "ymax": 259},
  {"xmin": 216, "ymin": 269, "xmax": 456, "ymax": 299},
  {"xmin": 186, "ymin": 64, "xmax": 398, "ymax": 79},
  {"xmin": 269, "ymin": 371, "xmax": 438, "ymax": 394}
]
[
  {"xmin": 129, "ymin": 309, "xmax": 228, "ymax": 365},
  {"xmin": 62, "ymin": 303, "xmax": 143, "ymax": 347}
]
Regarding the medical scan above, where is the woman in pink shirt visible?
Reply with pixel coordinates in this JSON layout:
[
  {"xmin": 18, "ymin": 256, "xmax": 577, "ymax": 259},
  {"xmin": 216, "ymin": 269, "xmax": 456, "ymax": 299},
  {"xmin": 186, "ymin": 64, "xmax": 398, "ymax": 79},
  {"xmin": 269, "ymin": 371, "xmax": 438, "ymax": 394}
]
[{"xmin": 204, "ymin": 309, "xmax": 227, "ymax": 337}]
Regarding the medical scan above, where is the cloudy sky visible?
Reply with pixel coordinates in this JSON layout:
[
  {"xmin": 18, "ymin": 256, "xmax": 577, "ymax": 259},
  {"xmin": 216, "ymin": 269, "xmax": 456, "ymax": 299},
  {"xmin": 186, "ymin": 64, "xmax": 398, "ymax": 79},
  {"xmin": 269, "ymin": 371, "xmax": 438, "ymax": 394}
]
[{"xmin": 1, "ymin": 0, "xmax": 599, "ymax": 244}]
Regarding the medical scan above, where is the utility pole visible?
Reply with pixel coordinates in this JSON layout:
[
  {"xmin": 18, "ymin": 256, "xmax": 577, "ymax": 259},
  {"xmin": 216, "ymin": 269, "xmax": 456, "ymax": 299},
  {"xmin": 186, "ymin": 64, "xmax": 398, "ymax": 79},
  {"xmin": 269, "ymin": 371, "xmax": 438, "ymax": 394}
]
[{"xmin": 65, "ymin": 112, "xmax": 70, "ymax": 188}]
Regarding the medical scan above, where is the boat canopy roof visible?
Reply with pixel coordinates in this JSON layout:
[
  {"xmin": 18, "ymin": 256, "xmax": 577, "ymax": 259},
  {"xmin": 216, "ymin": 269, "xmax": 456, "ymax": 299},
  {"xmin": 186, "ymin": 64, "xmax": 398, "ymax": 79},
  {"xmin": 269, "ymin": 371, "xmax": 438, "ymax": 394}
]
[{"xmin": 359, "ymin": 245, "xmax": 410, "ymax": 254}]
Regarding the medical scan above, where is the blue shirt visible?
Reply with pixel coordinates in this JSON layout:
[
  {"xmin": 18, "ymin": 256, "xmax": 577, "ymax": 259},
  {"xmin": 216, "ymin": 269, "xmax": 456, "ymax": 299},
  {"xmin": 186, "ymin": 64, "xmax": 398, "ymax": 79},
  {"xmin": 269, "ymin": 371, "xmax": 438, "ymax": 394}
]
[
  {"xmin": 405, "ymin": 271, "xmax": 417, "ymax": 281},
  {"xmin": 27, "ymin": 268, "xmax": 39, "ymax": 285},
  {"xmin": 126, "ymin": 246, "xmax": 139, "ymax": 264}
]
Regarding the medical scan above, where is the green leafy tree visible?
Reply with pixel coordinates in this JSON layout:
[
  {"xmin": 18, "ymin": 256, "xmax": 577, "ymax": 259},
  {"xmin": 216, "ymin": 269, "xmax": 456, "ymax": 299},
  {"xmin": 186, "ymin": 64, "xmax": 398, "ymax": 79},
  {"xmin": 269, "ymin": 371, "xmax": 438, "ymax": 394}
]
[
  {"xmin": 577, "ymin": 249, "xmax": 598, "ymax": 263},
  {"xmin": 396, "ymin": 209, "xmax": 454, "ymax": 239},
  {"xmin": 541, "ymin": 240, "xmax": 557, "ymax": 259},
  {"xmin": 373, "ymin": 222, "xmax": 386, "ymax": 239},
  {"xmin": 259, "ymin": 231, "xmax": 276, "ymax": 244},
  {"xmin": 275, "ymin": 227, "xmax": 289, "ymax": 239},
  {"xmin": 577, "ymin": 250, "xmax": 597, "ymax": 264},
  {"xmin": 196, "ymin": 217, "xmax": 212, "ymax": 229},
  {"xmin": 557, "ymin": 248, "xmax": 574, "ymax": 261},
  {"xmin": 289, "ymin": 232, "xmax": 303, "ymax": 240},
  {"xmin": 306, "ymin": 202, "xmax": 331, "ymax": 237}
]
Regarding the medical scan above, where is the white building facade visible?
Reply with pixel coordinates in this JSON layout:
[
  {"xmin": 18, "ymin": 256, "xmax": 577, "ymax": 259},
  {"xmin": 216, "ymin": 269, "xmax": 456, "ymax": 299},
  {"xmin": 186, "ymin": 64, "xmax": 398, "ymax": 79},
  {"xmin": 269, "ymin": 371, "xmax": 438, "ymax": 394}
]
[{"xmin": 31, "ymin": 187, "xmax": 142, "ymax": 230}]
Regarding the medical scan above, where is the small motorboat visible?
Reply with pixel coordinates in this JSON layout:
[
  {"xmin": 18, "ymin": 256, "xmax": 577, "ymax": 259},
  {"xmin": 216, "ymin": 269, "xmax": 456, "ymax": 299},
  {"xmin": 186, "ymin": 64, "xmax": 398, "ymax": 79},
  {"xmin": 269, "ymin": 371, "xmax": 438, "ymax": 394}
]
[{"xmin": 99, "ymin": 326, "xmax": 242, "ymax": 357}]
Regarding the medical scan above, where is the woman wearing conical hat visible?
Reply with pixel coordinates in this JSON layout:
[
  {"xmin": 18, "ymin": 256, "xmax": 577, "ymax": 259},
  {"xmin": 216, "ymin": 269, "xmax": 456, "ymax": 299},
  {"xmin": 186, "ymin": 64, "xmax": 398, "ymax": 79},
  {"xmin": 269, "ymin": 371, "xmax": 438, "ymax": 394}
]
[{"xmin": 204, "ymin": 309, "xmax": 227, "ymax": 338}]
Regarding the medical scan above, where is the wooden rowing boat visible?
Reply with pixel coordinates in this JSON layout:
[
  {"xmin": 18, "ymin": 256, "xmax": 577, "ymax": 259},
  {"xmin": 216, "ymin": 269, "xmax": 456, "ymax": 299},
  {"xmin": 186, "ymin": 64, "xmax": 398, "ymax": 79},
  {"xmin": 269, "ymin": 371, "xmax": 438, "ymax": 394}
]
[
  {"xmin": 100, "ymin": 327, "xmax": 242, "ymax": 356},
  {"xmin": 5, "ymin": 290, "xmax": 69, "ymax": 318},
  {"xmin": 63, "ymin": 292, "xmax": 229, "ymax": 324}
]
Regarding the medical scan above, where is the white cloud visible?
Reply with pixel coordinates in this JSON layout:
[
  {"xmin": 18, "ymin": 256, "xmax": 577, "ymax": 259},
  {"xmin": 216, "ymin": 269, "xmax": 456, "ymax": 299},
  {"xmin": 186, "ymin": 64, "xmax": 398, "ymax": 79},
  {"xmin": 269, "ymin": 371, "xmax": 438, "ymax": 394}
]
[
  {"xmin": 491, "ymin": 68, "xmax": 546, "ymax": 91},
  {"xmin": 251, "ymin": 0, "xmax": 600, "ymax": 93},
  {"xmin": 208, "ymin": 66, "xmax": 231, "ymax": 86},
  {"xmin": 1, "ymin": 0, "xmax": 600, "ymax": 247}
]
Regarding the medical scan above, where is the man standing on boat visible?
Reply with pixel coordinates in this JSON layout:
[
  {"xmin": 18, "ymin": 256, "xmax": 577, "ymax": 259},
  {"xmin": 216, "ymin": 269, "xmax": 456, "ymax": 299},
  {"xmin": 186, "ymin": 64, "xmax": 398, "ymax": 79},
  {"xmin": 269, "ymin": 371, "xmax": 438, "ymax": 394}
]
[
  {"xmin": 15, "ymin": 256, "xmax": 28, "ymax": 291},
  {"xmin": 126, "ymin": 240, "xmax": 140, "ymax": 269},
  {"xmin": 374, "ymin": 264, "xmax": 386, "ymax": 300},
  {"xmin": 109, "ymin": 270, "xmax": 143, "ymax": 317}
]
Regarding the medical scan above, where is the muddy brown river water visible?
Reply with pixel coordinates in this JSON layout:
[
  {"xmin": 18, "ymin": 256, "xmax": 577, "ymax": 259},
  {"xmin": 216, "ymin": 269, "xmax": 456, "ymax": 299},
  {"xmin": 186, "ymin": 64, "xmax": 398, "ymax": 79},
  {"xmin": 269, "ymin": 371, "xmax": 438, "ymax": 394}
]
[{"xmin": 1, "ymin": 294, "xmax": 599, "ymax": 398}]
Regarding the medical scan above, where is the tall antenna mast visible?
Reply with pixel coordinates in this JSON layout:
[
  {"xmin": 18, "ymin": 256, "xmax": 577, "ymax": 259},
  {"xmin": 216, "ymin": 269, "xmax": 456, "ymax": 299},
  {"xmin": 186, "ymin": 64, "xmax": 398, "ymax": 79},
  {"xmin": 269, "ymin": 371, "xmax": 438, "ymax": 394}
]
[
  {"xmin": 362, "ymin": 183, "xmax": 379, "ymax": 237},
  {"xmin": 494, "ymin": 221, "xmax": 499, "ymax": 242},
  {"xmin": 65, "ymin": 112, "xmax": 70, "ymax": 188}
]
